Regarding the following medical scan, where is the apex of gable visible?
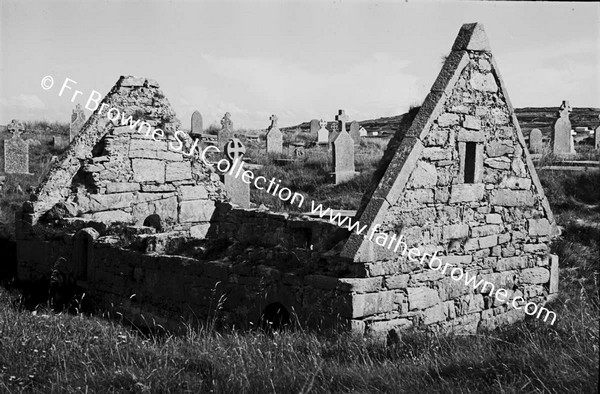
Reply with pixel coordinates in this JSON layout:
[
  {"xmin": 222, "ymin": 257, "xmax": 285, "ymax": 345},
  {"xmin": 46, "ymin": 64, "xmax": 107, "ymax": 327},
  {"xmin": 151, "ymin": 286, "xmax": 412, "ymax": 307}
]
[{"xmin": 452, "ymin": 23, "xmax": 491, "ymax": 52}]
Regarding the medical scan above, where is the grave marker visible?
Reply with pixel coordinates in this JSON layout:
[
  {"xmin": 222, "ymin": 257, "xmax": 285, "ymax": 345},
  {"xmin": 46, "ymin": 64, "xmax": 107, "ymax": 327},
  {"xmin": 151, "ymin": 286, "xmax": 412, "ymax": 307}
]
[
  {"xmin": 4, "ymin": 120, "xmax": 30, "ymax": 174},
  {"xmin": 191, "ymin": 110, "xmax": 203, "ymax": 136},
  {"xmin": 331, "ymin": 127, "xmax": 357, "ymax": 184},
  {"xmin": 552, "ymin": 101, "xmax": 574, "ymax": 155},
  {"xmin": 218, "ymin": 112, "xmax": 234, "ymax": 150},
  {"xmin": 222, "ymin": 138, "xmax": 250, "ymax": 208},
  {"xmin": 359, "ymin": 126, "xmax": 368, "ymax": 137},
  {"xmin": 529, "ymin": 129, "xmax": 543, "ymax": 153},
  {"xmin": 70, "ymin": 104, "xmax": 86, "ymax": 142},
  {"xmin": 349, "ymin": 121, "xmax": 361, "ymax": 145},
  {"xmin": 309, "ymin": 119, "xmax": 320, "ymax": 134},
  {"xmin": 266, "ymin": 115, "xmax": 283, "ymax": 154},
  {"xmin": 595, "ymin": 116, "xmax": 600, "ymax": 150},
  {"xmin": 317, "ymin": 119, "xmax": 329, "ymax": 144}
]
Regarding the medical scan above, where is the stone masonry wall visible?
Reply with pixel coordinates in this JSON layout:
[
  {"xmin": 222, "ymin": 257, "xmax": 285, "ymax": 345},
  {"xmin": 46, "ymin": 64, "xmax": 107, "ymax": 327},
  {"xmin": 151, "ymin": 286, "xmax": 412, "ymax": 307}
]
[{"xmin": 336, "ymin": 43, "xmax": 559, "ymax": 337}]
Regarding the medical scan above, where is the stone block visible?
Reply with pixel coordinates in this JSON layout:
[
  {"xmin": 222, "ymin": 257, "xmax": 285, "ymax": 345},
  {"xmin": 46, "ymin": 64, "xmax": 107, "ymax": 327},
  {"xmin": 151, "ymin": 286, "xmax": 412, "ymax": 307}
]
[
  {"xmin": 190, "ymin": 223, "xmax": 211, "ymax": 239},
  {"xmin": 105, "ymin": 182, "xmax": 140, "ymax": 194},
  {"xmin": 484, "ymin": 157, "xmax": 511, "ymax": 170},
  {"xmin": 366, "ymin": 319, "xmax": 412, "ymax": 336},
  {"xmin": 422, "ymin": 303, "xmax": 445, "ymax": 325},
  {"xmin": 463, "ymin": 115, "xmax": 481, "ymax": 130},
  {"xmin": 486, "ymin": 213, "xmax": 502, "ymax": 224},
  {"xmin": 409, "ymin": 161, "xmax": 437, "ymax": 188},
  {"xmin": 490, "ymin": 190, "xmax": 534, "ymax": 207},
  {"xmin": 422, "ymin": 147, "xmax": 452, "ymax": 161},
  {"xmin": 166, "ymin": 162, "xmax": 192, "ymax": 182},
  {"xmin": 437, "ymin": 113, "xmax": 460, "ymax": 127},
  {"xmin": 470, "ymin": 72, "xmax": 497, "ymax": 92},
  {"xmin": 88, "ymin": 192, "xmax": 135, "ymax": 212},
  {"xmin": 458, "ymin": 294, "xmax": 484, "ymax": 315},
  {"xmin": 549, "ymin": 254, "xmax": 559, "ymax": 294},
  {"xmin": 404, "ymin": 189, "xmax": 434, "ymax": 205},
  {"xmin": 471, "ymin": 224, "xmax": 501, "ymax": 237},
  {"xmin": 523, "ymin": 244, "xmax": 549, "ymax": 254},
  {"xmin": 520, "ymin": 267, "xmax": 550, "ymax": 284},
  {"xmin": 528, "ymin": 218, "xmax": 550, "ymax": 236},
  {"xmin": 180, "ymin": 185, "xmax": 209, "ymax": 201},
  {"xmin": 443, "ymin": 224, "xmax": 469, "ymax": 240},
  {"xmin": 385, "ymin": 274, "xmax": 409, "ymax": 289},
  {"xmin": 487, "ymin": 141, "xmax": 514, "ymax": 157},
  {"xmin": 132, "ymin": 159, "xmax": 165, "ymax": 183},
  {"xmin": 496, "ymin": 256, "xmax": 528, "ymax": 271},
  {"xmin": 499, "ymin": 176, "xmax": 531, "ymax": 190},
  {"xmin": 343, "ymin": 291, "xmax": 395, "ymax": 318},
  {"xmin": 408, "ymin": 287, "xmax": 440, "ymax": 310},
  {"xmin": 449, "ymin": 184, "xmax": 484, "ymax": 203},
  {"xmin": 479, "ymin": 235, "xmax": 498, "ymax": 248},
  {"xmin": 179, "ymin": 199, "xmax": 216, "ymax": 223},
  {"xmin": 457, "ymin": 129, "xmax": 485, "ymax": 142},
  {"xmin": 338, "ymin": 277, "xmax": 383, "ymax": 293}
]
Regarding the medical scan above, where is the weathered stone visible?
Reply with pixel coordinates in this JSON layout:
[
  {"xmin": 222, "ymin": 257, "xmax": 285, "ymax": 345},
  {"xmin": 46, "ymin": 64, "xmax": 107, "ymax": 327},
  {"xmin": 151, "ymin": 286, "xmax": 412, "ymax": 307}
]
[
  {"xmin": 471, "ymin": 225, "xmax": 501, "ymax": 237},
  {"xmin": 443, "ymin": 224, "xmax": 469, "ymax": 240},
  {"xmin": 486, "ymin": 213, "xmax": 502, "ymax": 224},
  {"xmin": 422, "ymin": 303, "xmax": 445, "ymax": 325},
  {"xmin": 520, "ymin": 267, "xmax": 550, "ymax": 284},
  {"xmin": 385, "ymin": 274, "xmax": 409, "ymax": 289},
  {"xmin": 343, "ymin": 291, "xmax": 395, "ymax": 318},
  {"xmin": 437, "ymin": 113, "xmax": 460, "ymax": 127},
  {"xmin": 106, "ymin": 182, "xmax": 140, "ymax": 193},
  {"xmin": 470, "ymin": 72, "xmax": 497, "ymax": 92},
  {"xmin": 408, "ymin": 287, "xmax": 440, "ymax": 310},
  {"xmin": 338, "ymin": 277, "xmax": 382, "ymax": 293},
  {"xmin": 496, "ymin": 256, "xmax": 528, "ymax": 271},
  {"xmin": 457, "ymin": 129, "xmax": 485, "ymax": 142},
  {"xmin": 165, "ymin": 162, "xmax": 192, "ymax": 182},
  {"xmin": 499, "ymin": 176, "xmax": 531, "ymax": 190},
  {"xmin": 529, "ymin": 129, "xmax": 543, "ymax": 153},
  {"xmin": 487, "ymin": 141, "xmax": 514, "ymax": 157},
  {"xmin": 88, "ymin": 192, "xmax": 135, "ymax": 212},
  {"xmin": 422, "ymin": 147, "xmax": 452, "ymax": 161},
  {"xmin": 179, "ymin": 199, "xmax": 216, "ymax": 222},
  {"xmin": 528, "ymin": 218, "xmax": 550, "ymax": 236},
  {"xmin": 409, "ymin": 161, "xmax": 437, "ymax": 188},
  {"xmin": 490, "ymin": 190, "xmax": 534, "ymax": 207},
  {"xmin": 479, "ymin": 235, "xmax": 498, "ymax": 248},
  {"xmin": 449, "ymin": 184, "xmax": 484, "ymax": 203},
  {"xmin": 180, "ymin": 185, "xmax": 209, "ymax": 201},
  {"xmin": 132, "ymin": 159, "xmax": 165, "ymax": 183},
  {"xmin": 463, "ymin": 115, "xmax": 481, "ymax": 130},
  {"xmin": 484, "ymin": 157, "xmax": 511, "ymax": 170}
]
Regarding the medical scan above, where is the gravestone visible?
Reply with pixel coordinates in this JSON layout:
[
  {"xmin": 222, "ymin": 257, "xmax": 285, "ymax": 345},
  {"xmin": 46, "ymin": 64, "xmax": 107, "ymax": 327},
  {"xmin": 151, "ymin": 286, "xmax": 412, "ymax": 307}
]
[
  {"xmin": 349, "ymin": 121, "xmax": 361, "ymax": 145},
  {"xmin": 329, "ymin": 109, "xmax": 348, "ymax": 147},
  {"xmin": 223, "ymin": 138, "xmax": 250, "ymax": 208},
  {"xmin": 529, "ymin": 129, "xmax": 543, "ymax": 153},
  {"xmin": 595, "ymin": 116, "xmax": 600, "ymax": 150},
  {"xmin": 191, "ymin": 110, "xmax": 203, "ymax": 136},
  {"xmin": 70, "ymin": 104, "xmax": 86, "ymax": 142},
  {"xmin": 331, "ymin": 128, "xmax": 357, "ymax": 184},
  {"xmin": 218, "ymin": 112, "xmax": 235, "ymax": 150},
  {"xmin": 266, "ymin": 115, "xmax": 283, "ymax": 154},
  {"xmin": 552, "ymin": 101, "xmax": 574, "ymax": 155},
  {"xmin": 4, "ymin": 120, "xmax": 30, "ymax": 174},
  {"xmin": 317, "ymin": 119, "xmax": 329, "ymax": 144},
  {"xmin": 359, "ymin": 126, "xmax": 367, "ymax": 137},
  {"xmin": 309, "ymin": 119, "xmax": 320, "ymax": 134}
]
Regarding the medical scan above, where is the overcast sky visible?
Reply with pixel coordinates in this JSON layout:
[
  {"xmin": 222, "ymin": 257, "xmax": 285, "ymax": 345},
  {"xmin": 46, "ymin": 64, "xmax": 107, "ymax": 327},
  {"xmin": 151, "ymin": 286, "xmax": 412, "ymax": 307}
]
[{"xmin": 1, "ymin": 0, "xmax": 598, "ymax": 129}]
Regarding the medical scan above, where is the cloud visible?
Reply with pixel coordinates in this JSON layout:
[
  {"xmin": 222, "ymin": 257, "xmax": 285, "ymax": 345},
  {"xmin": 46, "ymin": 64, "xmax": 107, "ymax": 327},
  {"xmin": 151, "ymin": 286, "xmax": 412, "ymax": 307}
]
[{"xmin": 12, "ymin": 94, "xmax": 46, "ymax": 110}]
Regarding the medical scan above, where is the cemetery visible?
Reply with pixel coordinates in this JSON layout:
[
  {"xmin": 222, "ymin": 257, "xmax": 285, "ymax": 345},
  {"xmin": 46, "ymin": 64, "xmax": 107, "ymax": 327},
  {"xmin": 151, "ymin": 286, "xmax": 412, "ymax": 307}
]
[{"xmin": 0, "ymin": 4, "xmax": 598, "ymax": 391}]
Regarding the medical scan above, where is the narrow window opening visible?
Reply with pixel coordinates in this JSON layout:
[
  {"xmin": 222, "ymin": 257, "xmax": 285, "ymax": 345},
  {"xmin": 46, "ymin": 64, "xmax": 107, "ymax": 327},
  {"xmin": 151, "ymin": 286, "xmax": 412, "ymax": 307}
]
[
  {"xmin": 464, "ymin": 142, "xmax": 477, "ymax": 183},
  {"xmin": 143, "ymin": 214, "xmax": 162, "ymax": 232}
]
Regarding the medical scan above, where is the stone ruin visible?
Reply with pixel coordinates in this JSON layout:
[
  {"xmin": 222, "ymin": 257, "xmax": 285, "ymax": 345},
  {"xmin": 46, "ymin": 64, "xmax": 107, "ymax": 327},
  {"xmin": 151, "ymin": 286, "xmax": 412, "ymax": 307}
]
[{"xmin": 16, "ymin": 24, "xmax": 559, "ymax": 337}]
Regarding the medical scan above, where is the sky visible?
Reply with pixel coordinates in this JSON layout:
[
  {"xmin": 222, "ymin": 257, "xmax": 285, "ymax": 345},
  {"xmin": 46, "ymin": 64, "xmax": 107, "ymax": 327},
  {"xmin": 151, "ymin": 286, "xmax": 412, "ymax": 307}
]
[{"xmin": 0, "ymin": 0, "xmax": 598, "ymax": 130}]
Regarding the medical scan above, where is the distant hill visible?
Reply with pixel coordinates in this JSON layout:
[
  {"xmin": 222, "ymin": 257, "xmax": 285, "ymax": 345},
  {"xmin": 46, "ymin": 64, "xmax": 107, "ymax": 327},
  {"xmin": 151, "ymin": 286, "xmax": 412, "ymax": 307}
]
[{"xmin": 283, "ymin": 107, "xmax": 600, "ymax": 137}]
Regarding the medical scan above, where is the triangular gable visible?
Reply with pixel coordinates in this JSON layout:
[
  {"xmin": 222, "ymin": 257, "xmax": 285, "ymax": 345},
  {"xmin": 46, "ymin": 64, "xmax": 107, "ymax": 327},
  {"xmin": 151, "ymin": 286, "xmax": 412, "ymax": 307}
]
[
  {"xmin": 342, "ymin": 23, "xmax": 557, "ymax": 262},
  {"xmin": 28, "ymin": 76, "xmax": 189, "ymax": 221}
]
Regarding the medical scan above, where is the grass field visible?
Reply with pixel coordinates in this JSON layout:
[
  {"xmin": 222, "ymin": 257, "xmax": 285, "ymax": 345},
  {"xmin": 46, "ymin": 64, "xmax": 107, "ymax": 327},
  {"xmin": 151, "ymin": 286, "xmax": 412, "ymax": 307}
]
[{"xmin": 0, "ymin": 125, "xmax": 598, "ymax": 393}]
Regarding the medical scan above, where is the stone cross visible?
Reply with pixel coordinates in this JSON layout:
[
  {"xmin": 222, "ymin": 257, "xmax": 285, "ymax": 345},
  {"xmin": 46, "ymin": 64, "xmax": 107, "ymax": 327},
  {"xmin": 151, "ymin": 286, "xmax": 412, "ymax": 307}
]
[
  {"xmin": 225, "ymin": 138, "xmax": 246, "ymax": 162},
  {"xmin": 70, "ymin": 104, "xmax": 86, "ymax": 142},
  {"xmin": 218, "ymin": 112, "xmax": 235, "ymax": 150},
  {"xmin": 349, "ymin": 121, "xmax": 361, "ymax": 145},
  {"xmin": 269, "ymin": 114, "xmax": 279, "ymax": 129},
  {"xmin": 331, "ymin": 128, "xmax": 357, "ymax": 184},
  {"xmin": 335, "ymin": 109, "xmax": 349, "ymax": 133},
  {"xmin": 529, "ymin": 129, "xmax": 543, "ymax": 154},
  {"xmin": 4, "ymin": 119, "xmax": 30, "ymax": 174},
  {"xmin": 221, "ymin": 112, "xmax": 233, "ymax": 132},
  {"xmin": 191, "ymin": 110, "xmax": 203, "ymax": 136},
  {"xmin": 7, "ymin": 119, "xmax": 24, "ymax": 137},
  {"xmin": 309, "ymin": 119, "xmax": 320, "ymax": 134},
  {"xmin": 266, "ymin": 115, "xmax": 283, "ymax": 154},
  {"xmin": 552, "ymin": 100, "xmax": 574, "ymax": 155},
  {"xmin": 317, "ymin": 119, "xmax": 329, "ymax": 144}
]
